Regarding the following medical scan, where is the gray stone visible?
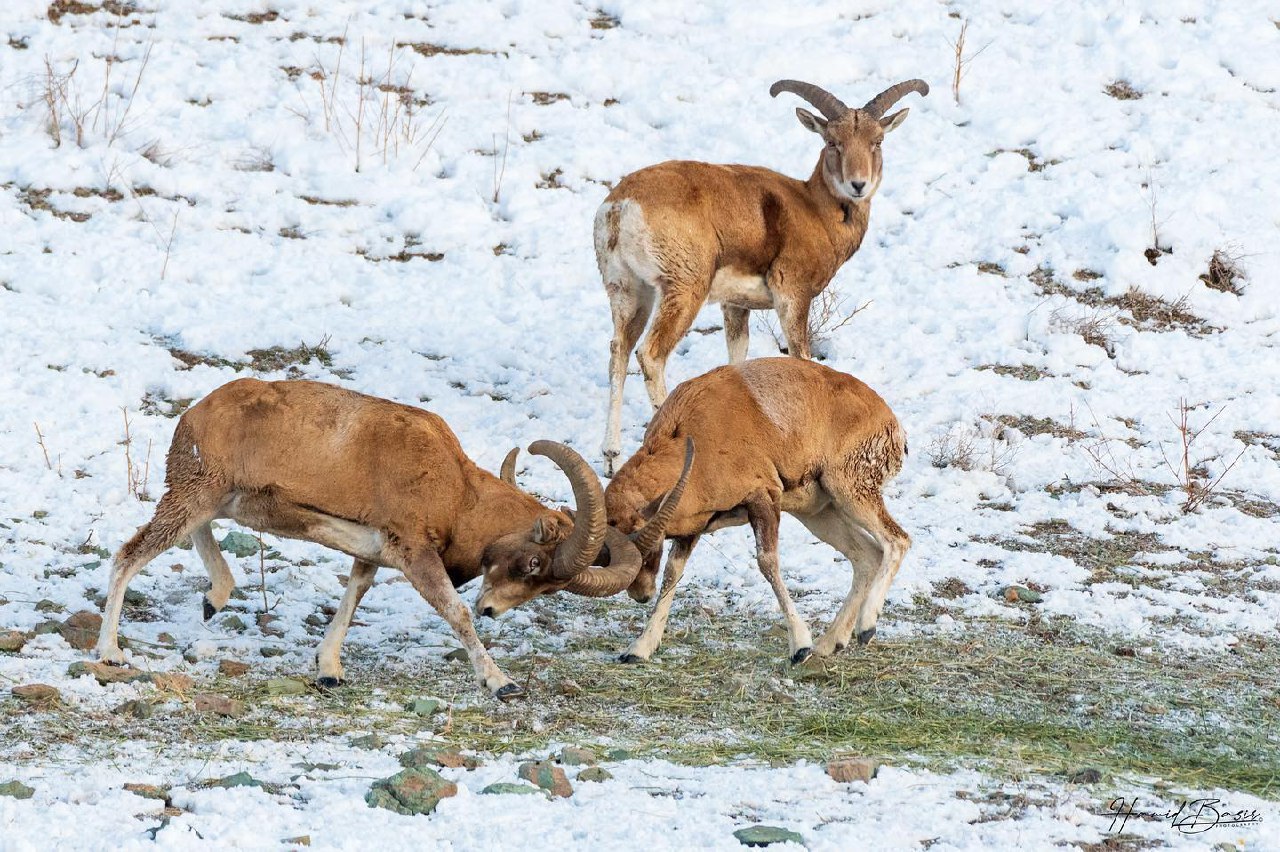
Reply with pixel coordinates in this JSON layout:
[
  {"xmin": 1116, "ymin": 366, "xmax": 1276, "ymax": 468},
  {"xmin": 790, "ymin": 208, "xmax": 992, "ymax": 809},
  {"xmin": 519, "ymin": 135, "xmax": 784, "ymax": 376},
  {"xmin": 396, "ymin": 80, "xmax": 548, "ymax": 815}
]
[
  {"xmin": 733, "ymin": 826, "xmax": 805, "ymax": 847},
  {"xmin": 480, "ymin": 782, "xmax": 543, "ymax": 796},
  {"xmin": 219, "ymin": 531, "xmax": 261, "ymax": 558},
  {"xmin": 365, "ymin": 768, "xmax": 457, "ymax": 815},
  {"xmin": 210, "ymin": 771, "xmax": 264, "ymax": 789},
  {"xmin": 576, "ymin": 767, "xmax": 613, "ymax": 783},
  {"xmin": 518, "ymin": 760, "xmax": 572, "ymax": 798},
  {"xmin": 557, "ymin": 746, "xmax": 597, "ymax": 766},
  {"xmin": 265, "ymin": 677, "xmax": 308, "ymax": 696},
  {"xmin": 399, "ymin": 745, "xmax": 480, "ymax": 770},
  {"xmin": 404, "ymin": 697, "xmax": 444, "ymax": 716},
  {"xmin": 0, "ymin": 781, "xmax": 34, "ymax": 799}
]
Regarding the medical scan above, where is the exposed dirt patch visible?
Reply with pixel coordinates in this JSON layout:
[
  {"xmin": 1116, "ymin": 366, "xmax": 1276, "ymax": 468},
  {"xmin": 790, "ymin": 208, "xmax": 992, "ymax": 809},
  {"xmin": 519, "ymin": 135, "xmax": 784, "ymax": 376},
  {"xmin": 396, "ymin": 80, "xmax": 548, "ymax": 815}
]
[
  {"xmin": 398, "ymin": 42, "xmax": 497, "ymax": 58},
  {"xmin": 1031, "ymin": 266, "xmax": 1215, "ymax": 336},
  {"xmin": 995, "ymin": 415, "xmax": 1086, "ymax": 441},
  {"xmin": 528, "ymin": 91, "xmax": 570, "ymax": 106},
  {"xmin": 1104, "ymin": 80, "xmax": 1142, "ymax": 100},
  {"xmin": 590, "ymin": 10, "xmax": 620, "ymax": 29},
  {"xmin": 225, "ymin": 10, "xmax": 279, "ymax": 24},
  {"xmin": 978, "ymin": 364, "xmax": 1049, "ymax": 381},
  {"xmin": 990, "ymin": 147, "xmax": 1060, "ymax": 172}
]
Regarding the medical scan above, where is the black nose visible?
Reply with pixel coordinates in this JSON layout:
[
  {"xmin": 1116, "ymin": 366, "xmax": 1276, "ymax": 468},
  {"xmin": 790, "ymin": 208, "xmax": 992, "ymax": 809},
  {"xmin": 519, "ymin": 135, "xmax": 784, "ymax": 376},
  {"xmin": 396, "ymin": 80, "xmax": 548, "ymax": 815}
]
[
  {"xmin": 480, "ymin": 606, "xmax": 495, "ymax": 618},
  {"xmin": 850, "ymin": 180, "xmax": 867, "ymax": 194}
]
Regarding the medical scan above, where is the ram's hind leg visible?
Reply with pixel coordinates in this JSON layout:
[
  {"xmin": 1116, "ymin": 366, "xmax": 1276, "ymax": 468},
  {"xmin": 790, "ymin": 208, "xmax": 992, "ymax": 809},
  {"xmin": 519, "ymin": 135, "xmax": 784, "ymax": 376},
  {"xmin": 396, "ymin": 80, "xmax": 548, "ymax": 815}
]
[
  {"xmin": 604, "ymin": 281, "xmax": 654, "ymax": 476},
  {"xmin": 723, "ymin": 305, "xmax": 750, "ymax": 364},
  {"xmin": 315, "ymin": 558, "xmax": 377, "ymax": 688},
  {"xmin": 97, "ymin": 488, "xmax": 221, "ymax": 664},
  {"xmin": 795, "ymin": 506, "xmax": 884, "ymax": 657},
  {"xmin": 637, "ymin": 279, "xmax": 703, "ymax": 409}
]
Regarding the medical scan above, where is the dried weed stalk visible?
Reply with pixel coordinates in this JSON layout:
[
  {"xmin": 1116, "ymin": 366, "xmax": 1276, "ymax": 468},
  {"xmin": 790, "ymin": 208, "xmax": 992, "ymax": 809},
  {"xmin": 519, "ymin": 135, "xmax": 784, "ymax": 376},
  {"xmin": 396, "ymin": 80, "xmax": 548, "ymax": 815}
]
[{"xmin": 1158, "ymin": 399, "xmax": 1247, "ymax": 513}]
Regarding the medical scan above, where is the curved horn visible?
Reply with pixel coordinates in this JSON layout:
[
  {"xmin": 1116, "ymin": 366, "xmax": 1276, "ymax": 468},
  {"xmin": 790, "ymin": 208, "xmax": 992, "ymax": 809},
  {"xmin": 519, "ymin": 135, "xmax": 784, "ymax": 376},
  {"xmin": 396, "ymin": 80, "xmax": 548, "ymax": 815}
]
[
  {"xmin": 563, "ymin": 527, "xmax": 644, "ymax": 598},
  {"xmin": 528, "ymin": 440, "xmax": 608, "ymax": 579},
  {"xmin": 861, "ymin": 79, "xmax": 929, "ymax": 119},
  {"xmin": 500, "ymin": 447, "xmax": 519, "ymax": 485},
  {"xmin": 769, "ymin": 79, "xmax": 848, "ymax": 120},
  {"xmin": 630, "ymin": 437, "xmax": 695, "ymax": 555}
]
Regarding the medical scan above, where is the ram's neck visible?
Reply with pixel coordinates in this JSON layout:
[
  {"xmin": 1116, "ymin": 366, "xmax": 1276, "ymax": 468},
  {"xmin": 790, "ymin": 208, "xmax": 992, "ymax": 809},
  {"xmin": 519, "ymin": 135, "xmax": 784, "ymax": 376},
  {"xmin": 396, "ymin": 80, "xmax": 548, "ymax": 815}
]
[
  {"xmin": 441, "ymin": 469, "xmax": 545, "ymax": 580},
  {"xmin": 805, "ymin": 159, "xmax": 870, "ymax": 253}
]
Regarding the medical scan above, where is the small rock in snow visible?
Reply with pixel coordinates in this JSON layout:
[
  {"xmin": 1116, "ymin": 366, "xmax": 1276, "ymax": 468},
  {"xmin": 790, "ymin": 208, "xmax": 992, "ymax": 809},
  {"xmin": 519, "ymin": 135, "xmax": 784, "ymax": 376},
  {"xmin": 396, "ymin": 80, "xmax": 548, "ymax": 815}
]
[
  {"xmin": 826, "ymin": 757, "xmax": 879, "ymax": 783},
  {"xmin": 576, "ymin": 767, "xmax": 613, "ymax": 783},
  {"xmin": 114, "ymin": 698, "xmax": 155, "ymax": 719},
  {"xmin": 518, "ymin": 760, "xmax": 572, "ymax": 798},
  {"xmin": 0, "ymin": 630, "xmax": 28, "ymax": 653},
  {"xmin": 557, "ymin": 746, "xmax": 597, "ymax": 766},
  {"xmin": 0, "ymin": 780, "xmax": 35, "ymax": 800},
  {"xmin": 480, "ymin": 782, "xmax": 544, "ymax": 796},
  {"xmin": 265, "ymin": 677, "xmax": 308, "ymax": 696},
  {"xmin": 366, "ymin": 768, "xmax": 457, "ymax": 815},
  {"xmin": 219, "ymin": 531, "xmax": 261, "ymax": 557},
  {"xmin": 733, "ymin": 826, "xmax": 805, "ymax": 847},
  {"xmin": 12, "ymin": 684, "xmax": 61, "ymax": 706},
  {"xmin": 57, "ymin": 610, "xmax": 102, "ymax": 650},
  {"xmin": 404, "ymin": 697, "xmax": 445, "ymax": 716},
  {"xmin": 67, "ymin": 661, "xmax": 150, "ymax": 685},
  {"xmin": 123, "ymin": 783, "xmax": 172, "ymax": 805},
  {"xmin": 399, "ymin": 745, "xmax": 480, "ymax": 770},
  {"xmin": 193, "ymin": 693, "xmax": 246, "ymax": 717},
  {"xmin": 1067, "ymin": 767, "xmax": 1102, "ymax": 784},
  {"xmin": 219, "ymin": 659, "xmax": 251, "ymax": 677},
  {"xmin": 1000, "ymin": 585, "xmax": 1043, "ymax": 603},
  {"xmin": 442, "ymin": 648, "xmax": 469, "ymax": 662}
]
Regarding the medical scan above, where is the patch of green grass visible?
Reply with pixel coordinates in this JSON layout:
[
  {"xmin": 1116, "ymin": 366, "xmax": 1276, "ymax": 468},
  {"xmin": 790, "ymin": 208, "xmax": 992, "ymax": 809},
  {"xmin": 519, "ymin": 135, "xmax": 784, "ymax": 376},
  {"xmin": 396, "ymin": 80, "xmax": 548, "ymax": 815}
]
[{"xmin": 5, "ymin": 604, "xmax": 1277, "ymax": 798}]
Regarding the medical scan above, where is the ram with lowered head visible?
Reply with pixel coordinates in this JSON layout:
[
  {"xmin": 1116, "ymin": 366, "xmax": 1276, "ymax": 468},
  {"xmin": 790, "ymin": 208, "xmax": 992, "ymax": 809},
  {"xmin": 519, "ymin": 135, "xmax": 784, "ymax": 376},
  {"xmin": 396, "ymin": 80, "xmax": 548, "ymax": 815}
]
[
  {"xmin": 95, "ymin": 378, "xmax": 653, "ymax": 700},
  {"xmin": 597, "ymin": 77, "xmax": 928, "ymax": 474},
  {"xmin": 480, "ymin": 358, "xmax": 910, "ymax": 666}
]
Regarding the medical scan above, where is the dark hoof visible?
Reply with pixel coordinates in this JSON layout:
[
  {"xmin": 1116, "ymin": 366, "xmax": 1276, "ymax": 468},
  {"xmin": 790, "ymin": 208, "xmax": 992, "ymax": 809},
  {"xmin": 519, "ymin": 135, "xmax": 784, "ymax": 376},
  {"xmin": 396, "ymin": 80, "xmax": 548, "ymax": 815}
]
[
  {"xmin": 315, "ymin": 676, "xmax": 344, "ymax": 690},
  {"xmin": 495, "ymin": 683, "xmax": 524, "ymax": 701},
  {"xmin": 618, "ymin": 653, "xmax": 646, "ymax": 664},
  {"xmin": 790, "ymin": 647, "xmax": 813, "ymax": 665},
  {"xmin": 202, "ymin": 598, "xmax": 216, "ymax": 621},
  {"xmin": 834, "ymin": 642, "xmax": 846, "ymax": 653},
  {"xmin": 856, "ymin": 627, "xmax": 876, "ymax": 646}
]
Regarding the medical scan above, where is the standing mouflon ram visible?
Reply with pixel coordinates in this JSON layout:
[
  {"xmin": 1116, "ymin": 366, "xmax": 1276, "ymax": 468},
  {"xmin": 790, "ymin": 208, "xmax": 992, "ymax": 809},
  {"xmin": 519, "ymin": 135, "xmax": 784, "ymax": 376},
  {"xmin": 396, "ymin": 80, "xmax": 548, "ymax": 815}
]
[
  {"xmin": 597, "ymin": 78, "xmax": 928, "ymax": 474},
  {"xmin": 478, "ymin": 357, "xmax": 911, "ymax": 665},
  {"xmin": 95, "ymin": 378, "xmax": 687, "ymax": 699}
]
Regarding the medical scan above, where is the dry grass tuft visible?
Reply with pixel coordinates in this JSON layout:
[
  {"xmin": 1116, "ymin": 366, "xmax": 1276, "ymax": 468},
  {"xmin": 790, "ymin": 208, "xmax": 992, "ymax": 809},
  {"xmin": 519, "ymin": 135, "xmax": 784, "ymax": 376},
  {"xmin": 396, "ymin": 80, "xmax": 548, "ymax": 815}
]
[{"xmin": 1200, "ymin": 248, "xmax": 1246, "ymax": 295}]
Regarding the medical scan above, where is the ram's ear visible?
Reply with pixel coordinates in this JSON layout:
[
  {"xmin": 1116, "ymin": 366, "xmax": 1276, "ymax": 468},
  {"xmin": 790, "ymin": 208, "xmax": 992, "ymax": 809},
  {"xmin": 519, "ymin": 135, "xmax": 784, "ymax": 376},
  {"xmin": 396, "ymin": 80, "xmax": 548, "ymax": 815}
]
[
  {"xmin": 880, "ymin": 108, "xmax": 909, "ymax": 133},
  {"xmin": 531, "ymin": 513, "xmax": 570, "ymax": 545},
  {"xmin": 796, "ymin": 107, "xmax": 828, "ymax": 137}
]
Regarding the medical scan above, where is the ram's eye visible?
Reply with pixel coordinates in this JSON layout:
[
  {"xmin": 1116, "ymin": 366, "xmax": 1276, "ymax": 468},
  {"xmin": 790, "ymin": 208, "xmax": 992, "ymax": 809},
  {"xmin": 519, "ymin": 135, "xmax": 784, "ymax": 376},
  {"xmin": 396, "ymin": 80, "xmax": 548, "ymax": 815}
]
[{"xmin": 528, "ymin": 556, "xmax": 541, "ymax": 571}]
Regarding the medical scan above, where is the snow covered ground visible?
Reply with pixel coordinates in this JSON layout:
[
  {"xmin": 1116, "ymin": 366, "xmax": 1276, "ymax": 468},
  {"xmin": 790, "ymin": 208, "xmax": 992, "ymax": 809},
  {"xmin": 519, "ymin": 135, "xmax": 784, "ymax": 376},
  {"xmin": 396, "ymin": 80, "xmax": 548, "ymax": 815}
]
[{"xmin": 1, "ymin": 0, "xmax": 1278, "ymax": 848}]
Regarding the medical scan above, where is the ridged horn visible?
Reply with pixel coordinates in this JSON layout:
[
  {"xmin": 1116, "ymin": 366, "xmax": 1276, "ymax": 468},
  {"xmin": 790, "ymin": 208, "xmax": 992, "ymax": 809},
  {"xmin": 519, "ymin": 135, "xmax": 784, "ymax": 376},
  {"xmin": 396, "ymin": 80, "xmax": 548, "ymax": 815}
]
[
  {"xmin": 861, "ymin": 79, "xmax": 929, "ymax": 119},
  {"xmin": 769, "ymin": 79, "xmax": 848, "ymax": 120},
  {"xmin": 528, "ymin": 440, "xmax": 608, "ymax": 579},
  {"xmin": 629, "ymin": 437, "xmax": 695, "ymax": 555},
  {"xmin": 500, "ymin": 447, "xmax": 519, "ymax": 485},
  {"xmin": 563, "ymin": 527, "xmax": 644, "ymax": 598}
]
